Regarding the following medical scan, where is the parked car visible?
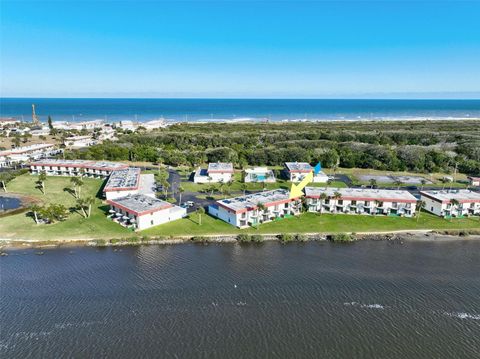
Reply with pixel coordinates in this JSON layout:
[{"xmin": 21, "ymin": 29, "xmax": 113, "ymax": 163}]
[{"xmin": 186, "ymin": 201, "xmax": 195, "ymax": 207}]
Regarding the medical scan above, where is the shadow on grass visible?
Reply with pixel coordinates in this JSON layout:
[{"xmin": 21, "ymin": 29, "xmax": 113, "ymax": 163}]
[
  {"xmin": 63, "ymin": 187, "xmax": 76, "ymax": 198},
  {"xmin": 98, "ymin": 204, "xmax": 111, "ymax": 215}
]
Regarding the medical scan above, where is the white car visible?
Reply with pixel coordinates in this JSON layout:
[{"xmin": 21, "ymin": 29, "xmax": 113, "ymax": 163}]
[{"xmin": 186, "ymin": 201, "xmax": 195, "ymax": 207}]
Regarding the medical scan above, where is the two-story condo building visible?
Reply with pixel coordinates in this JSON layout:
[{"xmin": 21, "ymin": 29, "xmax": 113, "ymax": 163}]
[
  {"xmin": 284, "ymin": 162, "xmax": 329, "ymax": 183},
  {"xmin": 420, "ymin": 190, "xmax": 480, "ymax": 218},
  {"xmin": 30, "ymin": 159, "xmax": 129, "ymax": 177},
  {"xmin": 304, "ymin": 187, "xmax": 417, "ymax": 217},
  {"xmin": 193, "ymin": 162, "xmax": 234, "ymax": 183},
  {"xmin": 208, "ymin": 189, "xmax": 302, "ymax": 228},
  {"xmin": 107, "ymin": 194, "xmax": 187, "ymax": 231},
  {"xmin": 103, "ymin": 168, "xmax": 157, "ymax": 200},
  {"xmin": 0, "ymin": 143, "xmax": 59, "ymax": 168},
  {"xmin": 244, "ymin": 167, "xmax": 276, "ymax": 183}
]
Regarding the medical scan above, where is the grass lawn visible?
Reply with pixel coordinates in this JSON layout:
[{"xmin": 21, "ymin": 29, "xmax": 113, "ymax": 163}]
[
  {"xmin": 142, "ymin": 211, "xmax": 480, "ymax": 237},
  {"xmin": 2, "ymin": 174, "xmax": 478, "ymax": 241},
  {"xmin": 327, "ymin": 167, "xmax": 469, "ymax": 182},
  {"xmin": 0, "ymin": 174, "xmax": 130, "ymax": 240}
]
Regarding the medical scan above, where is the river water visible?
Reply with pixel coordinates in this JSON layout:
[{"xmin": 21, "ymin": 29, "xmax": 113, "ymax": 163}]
[{"xmin": 1, "ymin": 240, "xmax": 479, "ymax": 358}]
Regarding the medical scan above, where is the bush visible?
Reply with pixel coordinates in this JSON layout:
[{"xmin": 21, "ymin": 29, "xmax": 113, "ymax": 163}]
[
  {"xmin": 278, "ymin": 233, "xmax": 293, "ymax": 243},
  {"xmin": 126, "ymin": 237, "xmax": 139, "ymax": 243},
  {"xmin": 95, "ymin": 239, "xmax": 106, "ymax": 247},
  {"xmin": 251, "ymin": 234, "xmax": 264, "ymax": 243},
  {"xmin": 331, "ymin": 233, "xmax": 355, "ymax": 242},
  {"xmin": 191, "ymin": 236, "xmax": 209, "ymax": 243},
  {"xmin": 110, "ymin": 238, "xmax": 119, "ymax": 244},
  {"xmin": 237, "ymin": 233, "xmax": 251, "ymax": 243},
  {"xmin": 295, "ymin": 233, "xmax": 307, "ymax": 242}
]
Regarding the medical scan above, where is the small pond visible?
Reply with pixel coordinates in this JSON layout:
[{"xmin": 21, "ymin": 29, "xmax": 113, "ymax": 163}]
[{"xmin": 0, "ymin": 196, "xmax": 22, "ymax": 211}]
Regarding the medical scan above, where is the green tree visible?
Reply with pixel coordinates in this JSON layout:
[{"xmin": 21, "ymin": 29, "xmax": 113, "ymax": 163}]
[
  {"xmin": 48, "ymin": 115, "xmax": 54, "ymax": 130},
  {"xmin": 369, "ymin": 178, "xmax": 377, "ymax": 189},
  {"xmin": 37, "ymin": 171, "xmax": 47, "ymax": 194},
  {"xmin": 240, "ymin": 182, "xmax": 248, "ymax": 196},
  {"xmin": 29, "ymin": 204, "xmax": 43, "ymax": 224},
  {"xmin": 332, "ymin": 191, "xmax": 342, "ymax": 214},
  {"xmin": 196, "ymin": 207, "xmax": 205, "ymax": 225},
  {"xmin": 256, "ymin": 202, "xmax": 266, "ymax": 229},
  {"xmin": 319, "ymin": 192, "xmax": 328, "ymax": 215},
  {"xmin": 416, "ymin": 200, "xmax": 426, "ymax": 222},
  {"xmin": 450, "ymin": 198, "xmax": 461, "ymax": 219},
  {"xmin": 420, "ymin": 179, "xmax": 427, "ymax": 190},
  {"xmin": 178, "ymin": 186, "xmax": 185, "ymax": 205},
  {"xmin": 0, "ymin": 171, "xmax": 15, "ymax": 192},
  {"xmin": 70, "ymin": 176, "xmax": 84, "ymax": 198},
  {"xmin": 394, "ymin": 179, "xmax": 403, "ymax": 190}
]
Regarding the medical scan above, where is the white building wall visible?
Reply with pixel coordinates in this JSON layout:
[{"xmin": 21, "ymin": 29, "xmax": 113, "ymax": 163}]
[{"xmin": 105, "ymin": 189, "xmax": 138, "ymax": 200}]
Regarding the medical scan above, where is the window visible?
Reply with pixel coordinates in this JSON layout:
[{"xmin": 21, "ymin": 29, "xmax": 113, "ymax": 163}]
[
  {"xmin": 351, "ymin": 200, "xmax": 357, "ymax": 205},
  {"xmin": 365, "ymin": 201, "xmax": 370, "ymax": 206},
  {"xmin": 338, "ymin": 200, "xmax": 343, "ymax": 205}
]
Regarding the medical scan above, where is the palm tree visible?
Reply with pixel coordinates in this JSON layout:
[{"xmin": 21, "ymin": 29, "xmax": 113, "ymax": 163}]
[
  {"xmin": 85, "ymin": 196, "xmax": 95, "ymax": 218},
  {"xmin": 420, "ymin": 179, "xmax": 427, "ymax": 190},
  {"xmin": 240, "ymin": 183, "xmax": 248, "ymax": 196},
  {"xmin": 373, "ymin": 200, "xmax": 381, "ymax": 216},
  {"xmin": 394, "ymin": 180, "xmax": 403, "ymax": 190},
  {"xmin": 450, "ymin": 198, "xmax": 460, "ymax": 218},
  {"xmin": 333, "ymin": 191, "xmax": 342, "ymax": 213},
  {"xmin": 37, "ymin": 171, "xmax": 47, "ymax": 195},
  {"xmin": 30, "ymin": 204, "xmax": 42, "ymax": 224},
  {"xmin": 0, "ymin": 172, "xmax": 14, "ymax": 192},
  {"xmin": 178, "ymin": 186, "xmax": 185, "ymax": 205},
  {"xmin": 319, "ymin": 192, "xmax": 328, "ymax": 215},
  {"xmin": 70, "ymin": 176, "xmax": 84, "ymax": 198},
  {"xmin": 416, "ymin": 200, "xmax": 426, "ymax": 222},
  {"xmin": 326, "ymin": 179, "xmax": 332, "ymax": 189},
  {"xmin": 76, "ymin": 198, "xmax": 88, "ymax": 218},
  {"xmin": 440, "ymin": 177, "xmax": 449, "ymax": 190},
  {"xmin": 256, "ymin": 202, "xmax": 266, "ymax": 228},
  {"xmin": 196, "ymin": 207, "xmax": 205, "ymax": 225},
  {"xmin": 369, "ymin": 178, "xmax": 377, "ymax": 189}
]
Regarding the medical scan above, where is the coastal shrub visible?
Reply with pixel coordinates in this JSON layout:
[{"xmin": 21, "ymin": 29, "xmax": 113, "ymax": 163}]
[
  {"xmin": 109, "ymin": 238, "xmax": 119, "ymax": 244},
  {"xmin": 278, "ymin": 233, "xmax": 294, "ymax": 243},
  {"xmin": 331, "ymin": 233, "xmax": 355, "ymax": 242},
  {"xmin": 126, "ymin": 237, "xmax": 139, "ymax": 243},
  {"xmin": 191, "ymin": 236, "xmax": 209, "ymax": 243},
  {"xmin": 94, "ymin": 239, "xmax": 106, "ymax": 247},
  {"xmin": 295, "ymin": 234, "xmax": 307, "ymax": 242},
  {"xmin": 251, "ymin": 234, "xmax": 263, "ymax": 243},
  {"xmin": 237, "ymin": 233, "xmax": 251, "ymax": 243}
]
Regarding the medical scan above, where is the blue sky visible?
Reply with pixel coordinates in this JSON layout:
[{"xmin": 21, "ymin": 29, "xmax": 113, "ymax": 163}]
[{"xmin": 1, "ymin": 0, "xmax": 479, "ymax": 98}]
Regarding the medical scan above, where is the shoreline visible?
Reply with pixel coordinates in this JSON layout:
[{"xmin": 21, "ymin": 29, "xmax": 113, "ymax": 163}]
[{"xmin": 2, "ymin": 230, "xmax": 480, "ymax": 251}]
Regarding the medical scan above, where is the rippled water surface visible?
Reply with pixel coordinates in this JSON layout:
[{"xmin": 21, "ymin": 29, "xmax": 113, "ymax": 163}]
[{"xmin": 1, "ymin": 241, "xmax": 479, "ymax": 358}]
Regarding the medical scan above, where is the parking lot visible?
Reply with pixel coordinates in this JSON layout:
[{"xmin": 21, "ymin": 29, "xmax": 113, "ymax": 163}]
[{"xmin": 358, "ymin": 174, "xmax": 432, "ymax": 184}]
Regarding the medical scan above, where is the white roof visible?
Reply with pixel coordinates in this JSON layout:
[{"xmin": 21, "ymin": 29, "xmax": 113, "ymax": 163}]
[
  {"xmin": 421, "ymin": 190, "xmax": 480, "ymax": 203},
  {"xmin": 305, "ymin": 187, "xmax": 417, "ymax": 202}
]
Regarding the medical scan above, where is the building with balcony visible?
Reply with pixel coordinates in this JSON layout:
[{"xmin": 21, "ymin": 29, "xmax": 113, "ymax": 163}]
[
  {"xmin": 30, "ymin": 159, "xmax": 129, "ymax": 177},
  {"xmin": 208, "ymin": 189, "xmax": 302, "ymax": 228},
  {"xmin": 193, "ymin": 162, "xmax": 234, "ymax": 183},
  {"xmin": 0, "ymin": 143, "xmax": 59, "ymax": 168},
  {"xmin": 304, "ymin": 187, "xmax": 417, "ymax": 217},
  {"xmin": 107, "ymin": 194, "xmax": 187, "ymax": 231},
  {"xmin": 244, "ymin": 167, "xmax": 276, "ymax": 183},
  {"xmin": 284, "ymin": 162, "xmax": 329, "ymax": 183},
  {"xmin": 103, "ymin": 167, "xmax": 156, "ymax": 200},
  {"xmin": 420, "ymin": 190, "xmax": 480, "ymax": 218}
]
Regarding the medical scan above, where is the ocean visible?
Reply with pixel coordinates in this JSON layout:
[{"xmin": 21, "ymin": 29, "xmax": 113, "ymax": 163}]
[
  {"xmin": 1, "ymin": 240, "xmax": 479, "ymax": 358},
  {"xmin": 1, "ymin": 98, "xmax": 480, "ymax": 123}
]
